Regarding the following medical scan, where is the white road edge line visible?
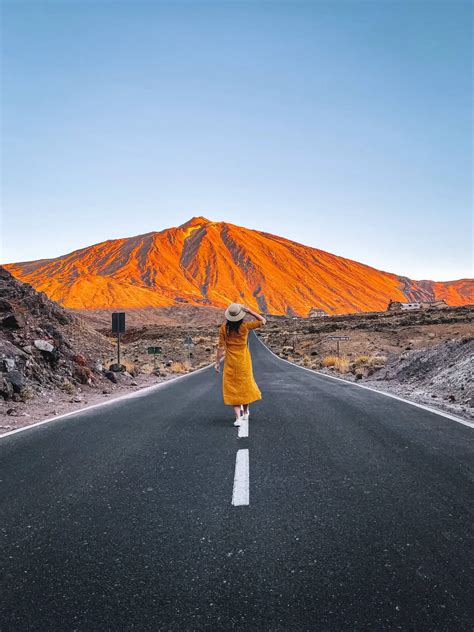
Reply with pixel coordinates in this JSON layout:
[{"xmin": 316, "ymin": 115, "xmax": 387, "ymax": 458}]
[
  {"xmin": 232, "ymin": 448, "xmax": 249, "ymax": 506},
  {"xmin": 0, "ymin": 363, "xmax": 214, "ymax": 441},
  {"xmin": 255, "ymin": 335, "xmax": 474, "ymax": 429},
  {"xmin": 238, "ymin": 419, "xmax": 249, "ymax": 438}
]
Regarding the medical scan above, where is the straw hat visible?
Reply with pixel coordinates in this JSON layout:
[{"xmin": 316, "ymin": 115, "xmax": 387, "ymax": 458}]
[{"xmin": 225, "ymin": 303, "xmax": 245, "ymax": 322}]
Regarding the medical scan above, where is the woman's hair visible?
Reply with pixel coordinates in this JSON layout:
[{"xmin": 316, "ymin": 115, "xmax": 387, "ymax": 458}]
[{"xmin": 226, "ymin": 319, "xmax": 243, "ymax": 336}]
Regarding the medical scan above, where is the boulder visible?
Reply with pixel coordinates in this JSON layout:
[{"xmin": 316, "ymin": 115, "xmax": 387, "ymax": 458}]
[
  {"xmin": 109, "ymin": 363, "xmax": 125, "ymax": 372},
  {"xmin": 6, "ymin": 369, "xmax": 25, "ymax": 393},
  {"xmin": 3, "ymin": 358, "xmax": 15, "ymax": 372},
  {"xmin": 34, "ymin": 340, "xmax": 54, "ymax": 353},
  {"xmin": 104, "ymin": 370, "xmax": 118, "ymax": 384},
  {"xmin": 0, "ymin": 374, "xmax": 14, "ymax": 400},
  {"xmin": 2, "ymin": 313, "xmax": 26, "ymax": 329}
]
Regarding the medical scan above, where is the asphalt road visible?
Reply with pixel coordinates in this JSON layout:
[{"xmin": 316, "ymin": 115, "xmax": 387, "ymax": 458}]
[{"xmin": 1, "ymin": 334, "xmax": 473, "ymax": 631}]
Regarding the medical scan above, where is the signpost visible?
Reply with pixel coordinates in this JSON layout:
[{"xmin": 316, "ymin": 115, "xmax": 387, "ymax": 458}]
[
  {"xmin": 325, "ymin": 335, "xmax": 350, "ymax": 357},
  {"xmin": 111, "ymin": 312, "xmax": 126, "ymax": 366},
  {"xmin": 184, "ymin": 336, "xmax": 194, "ymax": 366},
  {"xmin": 147, "ymin": 346, "xmax": 162, "ymax": 368}
]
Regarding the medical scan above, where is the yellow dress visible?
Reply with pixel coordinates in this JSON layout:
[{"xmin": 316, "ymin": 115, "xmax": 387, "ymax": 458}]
[{"xmin": 219, "ymin": 320, "xmax": 263, "ymax": 405}]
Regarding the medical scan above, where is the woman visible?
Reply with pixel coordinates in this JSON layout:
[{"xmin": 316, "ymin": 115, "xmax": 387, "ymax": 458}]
[{"xmin": 215, "ymin": 303, "xmax": 266, "ymax": 426}]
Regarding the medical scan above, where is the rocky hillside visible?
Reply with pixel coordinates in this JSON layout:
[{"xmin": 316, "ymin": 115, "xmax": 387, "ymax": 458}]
[
  {"xmin": 366, "ymin": 336, "xmax": 473, "ymax": 416},
  {"xmin": 6, "ymin": 217, "xmax": 473, "ymax": 317},
  {"xmin": 261, "ymin": 304, "xmax": 474, "ymax": 420},
  {"xmin": 0, "ymin": 267, "xmax": 113, "ymax": 408}
]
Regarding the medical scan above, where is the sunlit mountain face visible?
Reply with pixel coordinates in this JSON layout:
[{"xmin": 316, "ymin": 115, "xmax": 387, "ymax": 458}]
[{"xmin": 6, "ymin": 217, "xmax": 473, "ymax": 315}]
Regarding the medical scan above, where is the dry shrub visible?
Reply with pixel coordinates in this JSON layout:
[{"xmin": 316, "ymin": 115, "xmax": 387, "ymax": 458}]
[
  {"xmin": 121, "ymin": 359, "xmax": 136, "ymax": 375},
  {"xmin": 19, "ymin": 385, "xmax": 35, "ymax": 401},
  {"xmin": 61, "ymin": 379, "xmax": 75, "ymax": 394},
  {"xmin": 302, "ymin": 354, "xmax": 312, "ymax": 367},
  {"xmin": 369, "ymin": 355, "xmax": 387, "ymax": 367},
  {"xmin": 170, "ymin": 361, "xmax": 190, "ymax": 374},
  {"xmin": 335, "ymin": 357, "xmax": 350, "ymax": 373},
  {"xmin": 321, "ymin": 355, "xmax": 349, "ymax": 373},
  {"xmin": 321, "ymin": 355, "xmax": 338, "ymax": 367},
  {"xmin": 355, "ymin": 355, "xmax": 371, "ymax": 365}
]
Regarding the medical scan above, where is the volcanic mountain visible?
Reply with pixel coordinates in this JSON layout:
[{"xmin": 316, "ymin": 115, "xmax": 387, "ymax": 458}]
[{"xmin": 5, "ymin": 217, "xmax": 473, "ymax": 316}]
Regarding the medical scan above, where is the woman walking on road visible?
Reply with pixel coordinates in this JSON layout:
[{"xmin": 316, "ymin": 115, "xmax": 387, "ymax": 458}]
[{"xmin": 215, "ymin": 303, "xmax": 266, "ymax": 426}]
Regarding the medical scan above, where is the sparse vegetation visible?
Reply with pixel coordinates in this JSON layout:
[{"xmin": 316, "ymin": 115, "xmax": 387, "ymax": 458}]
[
  {"xmin": 61, "ymin": 379, "xmax": 75, "ymax": 394},
  {"xmin": 321, "ymin": 355, "xmax": 338, "ymax": 367},
  {"xmin": 19, "ymin": 386, "xmax": 34, "ymax": 401},
  {"xmin": 321, "ymin": 355, "xmax": 350, "ymax": 373},
  {"xmin": 170, "ymin": 361, "xmax": 190, "ymax": 374},
  {"xmin": 369, "ymin": 355, "xmax": 387, "ymax": 367}
]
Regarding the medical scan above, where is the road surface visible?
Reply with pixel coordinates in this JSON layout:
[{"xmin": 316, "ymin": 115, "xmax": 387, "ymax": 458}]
[{"xmin": 1, "ymin": 334, "xmax": 473, "ymax": 631}]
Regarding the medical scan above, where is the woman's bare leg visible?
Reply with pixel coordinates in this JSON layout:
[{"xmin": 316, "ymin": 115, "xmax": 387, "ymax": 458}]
[
  {"xmin": 243, "ymin": 404, "xmax": 249, "ymax": 414},
  {"xmin": 233, "ymin": 405, "xmax": 242, "ymax": 421}
]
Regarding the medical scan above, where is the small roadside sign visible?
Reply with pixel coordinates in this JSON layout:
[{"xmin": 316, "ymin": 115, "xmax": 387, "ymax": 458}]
[
  {"xmin": 112, "ymin": 312, "xmax": 126, "ymax": 334},
  {"xmin": 147, "ymin": 346, "xmax": 162, "ymax": 368},
  {"xmin": 111, "ymin": 312, "xmax": 126, "ymax": 365},
  {"xmin": 325, "ymin": 335, "xmax": 351, "ymax": 356},
  {"xmin": 147, "ymin": 346, "xmax": 162, "ymax": 355},
  {"xmin": 184, "ymin": 336, "xmax": 194, "ymax": 366}
]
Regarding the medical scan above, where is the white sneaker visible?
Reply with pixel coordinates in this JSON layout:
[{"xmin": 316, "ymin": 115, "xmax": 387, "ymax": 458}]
[
  {"xmin": 233, "ymin": 418, "xmax": 241, "ymax": 427},
  {"xmin": 241, "ymin": 411, "xmax": 249, "ymax": 422}
]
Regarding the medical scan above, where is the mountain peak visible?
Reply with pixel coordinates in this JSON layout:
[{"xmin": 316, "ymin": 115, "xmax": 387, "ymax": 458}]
[
  {"xmin": 179, "ymin": 216, "xmax": 211, "ymax": 229},
  {"xmin": 4, "ymin": 218, "xmax": 473, "ymax": 314}
]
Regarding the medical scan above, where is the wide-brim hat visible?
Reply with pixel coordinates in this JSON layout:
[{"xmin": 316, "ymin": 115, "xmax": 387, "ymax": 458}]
[{"xmin": 225, "ymin": 303, "xmax": 245, "ymax": 322}]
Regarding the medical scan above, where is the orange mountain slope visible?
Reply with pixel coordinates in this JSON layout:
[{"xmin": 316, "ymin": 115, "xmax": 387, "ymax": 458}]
[{"xmin": 5, "ymin": 217, "xmax": 473, "ymax": 315}]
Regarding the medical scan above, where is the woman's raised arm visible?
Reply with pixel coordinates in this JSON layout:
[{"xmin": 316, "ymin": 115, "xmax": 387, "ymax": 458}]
[{"xmin": 242, "ymin": 306, "xmax": 267, "ymax": 325}]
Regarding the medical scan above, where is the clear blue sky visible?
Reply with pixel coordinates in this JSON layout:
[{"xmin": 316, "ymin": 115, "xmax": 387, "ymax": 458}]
[{"xmin": 1, "ymin": 0, "xmax": 472, "ymax": 280}]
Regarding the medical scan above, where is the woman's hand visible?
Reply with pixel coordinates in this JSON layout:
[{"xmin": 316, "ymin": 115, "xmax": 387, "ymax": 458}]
[{"xmin": 214, "ymin": 361, "xmax": 220, "ymax": 373}]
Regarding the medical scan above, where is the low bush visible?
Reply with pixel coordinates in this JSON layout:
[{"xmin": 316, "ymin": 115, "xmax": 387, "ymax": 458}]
[
  {"xmin": 19, "ymin": 385, "xmax": 35, "ymax": 401},
  {"xmin": 321, "ymin": 355, "xmax": 338, "ymax": 367},
  {"xmin": 369, "ymin": 355, "xmax": 387, "ymax": 367},
  {"xmin": 170, "ymin": 361, "xmax": 190, "ymax": 374},
  {"xmin": 321, "ymin": 355, "xmax": 349, "ymax": 373},
  {"xmin": 355, "ymin": 355, "xmax": 371, "ymax": 365}
]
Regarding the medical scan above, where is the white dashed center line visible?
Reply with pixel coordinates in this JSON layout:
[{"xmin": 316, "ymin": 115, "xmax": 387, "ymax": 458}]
[{"xmin": 232, "ymin": 448, "xmax": 249, "ymax": 506}]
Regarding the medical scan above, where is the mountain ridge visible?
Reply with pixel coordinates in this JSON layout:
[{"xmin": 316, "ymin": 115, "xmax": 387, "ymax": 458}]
[{"xmin": 5, "ymin": 217, "xmax": 473, "ymax": 315}]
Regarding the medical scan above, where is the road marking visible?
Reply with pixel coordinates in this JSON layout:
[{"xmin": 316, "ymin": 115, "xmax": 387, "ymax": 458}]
[
  {"xmin": 238, "ymin": 419, "xmax": 249, "ymax": 438},
  {"xmin": 0, "ymin": 363, "xmax": 215, "ymax": 441},
  {"xmin": 255, "ymin": 335, "xmax": 474, "ymax": 429},
  {"xmin": 232, "ymin": 449, "xmax": 249, "ymax": 506}
]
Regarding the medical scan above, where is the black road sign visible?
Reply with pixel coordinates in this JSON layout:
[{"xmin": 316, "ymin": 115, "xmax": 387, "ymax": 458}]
[
  {"xmin": 326, "ymin": 335, "xmax": 350, "ymax": 340},
  {"xmin": 184, "ymin": 336, "xmax": 194, "ymax": 347},
  {"xmin": 112, "ymin": 312, "xmax": 126, "ymax": 334},
  {"xmin": 147, "ymin": 346, "xmax": 162, "ymax": 355}
]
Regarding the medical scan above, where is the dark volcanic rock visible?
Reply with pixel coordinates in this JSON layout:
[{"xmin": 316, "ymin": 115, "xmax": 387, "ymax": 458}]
[
  {"xmin": 104, "ymin": 371, "xmax": 118, "ymax": 384},
  {"xmin": 0, "ymin": 266, "xmax": 113, "ymax": 402},
  {"xmin": 2, "ymin": 313, "xmax": 26, "ymax": 329},
  {"xmin": 6, "ymin": 370, "xmax": 25, "ymax": 393}
]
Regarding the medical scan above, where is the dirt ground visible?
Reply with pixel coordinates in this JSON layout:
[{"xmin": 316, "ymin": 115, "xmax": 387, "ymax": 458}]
[{"xmin": 2, "ymin": 305, "xmax": 472, "ymax": 434}]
